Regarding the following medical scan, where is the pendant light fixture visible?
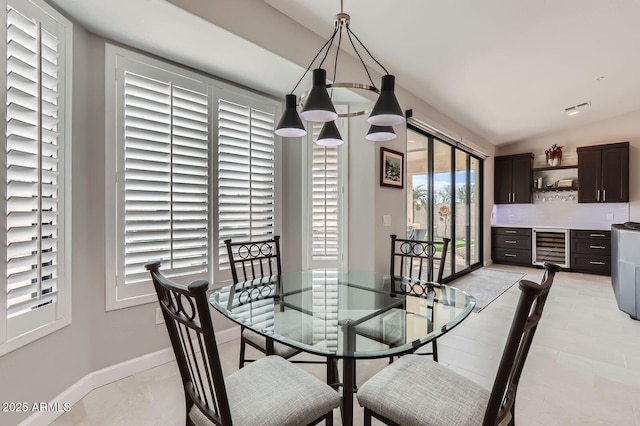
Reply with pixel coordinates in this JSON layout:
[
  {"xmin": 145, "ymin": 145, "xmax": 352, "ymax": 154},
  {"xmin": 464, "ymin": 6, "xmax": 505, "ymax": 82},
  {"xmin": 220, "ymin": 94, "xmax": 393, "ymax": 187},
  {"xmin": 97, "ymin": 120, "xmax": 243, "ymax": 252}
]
[
  {"xmin": 275, "ymin": 0, "xmax": 405, "ymax": 143},
  {"xmin": 365, "ymin": 125, "xmax": 396, "ymax": 142},
  {"xmin": 316, "ymin": 121, "xmax": 344, "ymax": 146},
  {"xmin": 275, "ymin": 94, "xmax": 307, "ymax": 137}
]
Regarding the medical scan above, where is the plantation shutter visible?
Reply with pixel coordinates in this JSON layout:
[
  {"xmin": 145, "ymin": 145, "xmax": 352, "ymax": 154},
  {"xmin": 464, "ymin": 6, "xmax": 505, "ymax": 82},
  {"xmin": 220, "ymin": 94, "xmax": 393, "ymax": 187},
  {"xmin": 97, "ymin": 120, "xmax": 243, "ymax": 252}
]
[
  {"xmin": 114, "ymin": 59, "xmax": 209, "ymax": 303},
  {"xmin": 106, "ymin": 45, "xmax": 281, "ymax": 309},
  {"xmin": 3, "ymin": 0, "xmax": 69, "ymax": 343},
  {"xmin": 217, "ymin": 95, "xmax": 276, "ymax": 269},
  {"xmin": 311, "ymin": 124, "xmax": 341, "ymax": 260}
]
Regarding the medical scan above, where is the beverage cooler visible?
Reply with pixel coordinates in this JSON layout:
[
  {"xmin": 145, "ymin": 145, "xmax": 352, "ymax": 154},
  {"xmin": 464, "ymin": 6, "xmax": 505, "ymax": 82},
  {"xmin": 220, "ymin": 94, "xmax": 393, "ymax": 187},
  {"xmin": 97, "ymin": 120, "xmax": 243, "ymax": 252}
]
[
  {"xmin": 611, "ymin": 222, "xmax": 640, "ymax": 320},
  {"xmin": 532, "ymin": 228, "xmax": 570, "ymax": 268}
]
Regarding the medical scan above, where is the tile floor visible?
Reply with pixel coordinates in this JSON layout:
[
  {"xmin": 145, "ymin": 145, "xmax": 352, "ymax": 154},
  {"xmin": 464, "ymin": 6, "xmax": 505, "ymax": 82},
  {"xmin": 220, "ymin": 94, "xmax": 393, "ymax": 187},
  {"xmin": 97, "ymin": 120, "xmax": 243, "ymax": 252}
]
[{"xmin": 51, "ymin": 265, "xmax": 640, "ymax": 425}]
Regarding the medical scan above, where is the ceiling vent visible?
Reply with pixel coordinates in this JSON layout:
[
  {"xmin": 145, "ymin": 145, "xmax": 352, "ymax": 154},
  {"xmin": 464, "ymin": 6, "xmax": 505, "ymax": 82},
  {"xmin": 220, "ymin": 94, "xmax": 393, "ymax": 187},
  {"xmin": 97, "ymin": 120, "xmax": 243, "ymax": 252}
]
[{"xmin": 565, "ymin": 101, "xmax": 591, "ymax": 116}]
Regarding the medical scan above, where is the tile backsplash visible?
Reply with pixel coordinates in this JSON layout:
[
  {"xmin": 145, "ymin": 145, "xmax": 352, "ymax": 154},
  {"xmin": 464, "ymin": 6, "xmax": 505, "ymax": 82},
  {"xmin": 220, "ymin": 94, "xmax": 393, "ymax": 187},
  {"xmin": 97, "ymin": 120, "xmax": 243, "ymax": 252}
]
[{"xmin": 491, "ymin": 201, "xmax": 630, "ymax": 230}]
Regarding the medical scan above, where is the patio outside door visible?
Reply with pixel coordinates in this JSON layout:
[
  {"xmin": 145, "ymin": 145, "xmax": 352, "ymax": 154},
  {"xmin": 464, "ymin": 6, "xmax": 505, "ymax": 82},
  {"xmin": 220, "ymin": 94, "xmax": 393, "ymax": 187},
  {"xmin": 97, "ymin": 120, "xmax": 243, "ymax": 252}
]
[{"xmin": 406, "ymin": 127, "xmax": 483, "ymax": 282}]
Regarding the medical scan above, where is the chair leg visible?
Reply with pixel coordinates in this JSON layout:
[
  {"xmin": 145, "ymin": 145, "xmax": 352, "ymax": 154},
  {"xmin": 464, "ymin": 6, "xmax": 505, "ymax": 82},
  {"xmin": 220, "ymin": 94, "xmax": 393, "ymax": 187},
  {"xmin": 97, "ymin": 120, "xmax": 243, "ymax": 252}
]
[
  {"xmin": 326, "ymin": 358, "xmax": 335, "ymax": 386},
  {"xmin": 363, "ymin": 408, "xmax": 372, "ymax": 426},
  {"xmin": 239, "ymin": 333, "xmax": 247, "ymax": 369},
  {"xmin": 432, "ymin": 339, "xmax": 438, "ymax": 362},
  {"xmin": 325, "ymin": 411, "xmax": 333, "ymax": 426}
]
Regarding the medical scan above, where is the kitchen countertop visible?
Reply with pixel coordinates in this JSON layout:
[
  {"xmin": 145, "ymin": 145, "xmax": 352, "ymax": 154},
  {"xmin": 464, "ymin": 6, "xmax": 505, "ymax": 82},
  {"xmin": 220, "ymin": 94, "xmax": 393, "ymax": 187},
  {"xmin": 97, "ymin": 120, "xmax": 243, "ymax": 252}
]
[{"xmin": 491, "ymin": 224, "xmax": 610, "ymax": 231}]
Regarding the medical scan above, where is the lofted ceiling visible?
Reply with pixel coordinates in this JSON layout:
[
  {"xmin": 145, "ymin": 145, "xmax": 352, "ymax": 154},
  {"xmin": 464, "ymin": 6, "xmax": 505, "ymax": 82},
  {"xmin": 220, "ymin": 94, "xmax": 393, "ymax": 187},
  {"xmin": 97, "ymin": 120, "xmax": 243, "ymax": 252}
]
[{"xmin": 50, "ymin": 0, "xmax": 640, "ymax": 145}]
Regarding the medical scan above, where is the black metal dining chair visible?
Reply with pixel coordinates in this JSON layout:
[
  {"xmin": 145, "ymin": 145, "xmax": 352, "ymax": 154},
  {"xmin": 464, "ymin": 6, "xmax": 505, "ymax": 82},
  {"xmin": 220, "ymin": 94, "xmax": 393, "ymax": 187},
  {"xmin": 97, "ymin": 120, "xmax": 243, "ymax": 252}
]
[
  {"xmin": 224, "ymin": 236, "xmax": 294, "ymax": 368},
  {"xmin": 146, "ymin": 261, "xmax": 340, "ymax": 426},
  {"xmin": 389, "ymin": 233, "xmax": 450, "ymax": 361},
  {"xmin": 224, "ymin": 236, "xmax": 337, "ymax": 383},
  {"xmin": 356, "ymin": 262, "xmax": 561, "ymax": 426}
]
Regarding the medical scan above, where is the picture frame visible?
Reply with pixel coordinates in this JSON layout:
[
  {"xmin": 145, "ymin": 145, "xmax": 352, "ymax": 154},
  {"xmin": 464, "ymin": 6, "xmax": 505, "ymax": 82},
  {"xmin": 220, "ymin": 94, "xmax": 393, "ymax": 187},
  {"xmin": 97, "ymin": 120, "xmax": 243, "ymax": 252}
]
[{"xmin": 380, "ymin": 147, "xmax": 404, "ymax": 188}]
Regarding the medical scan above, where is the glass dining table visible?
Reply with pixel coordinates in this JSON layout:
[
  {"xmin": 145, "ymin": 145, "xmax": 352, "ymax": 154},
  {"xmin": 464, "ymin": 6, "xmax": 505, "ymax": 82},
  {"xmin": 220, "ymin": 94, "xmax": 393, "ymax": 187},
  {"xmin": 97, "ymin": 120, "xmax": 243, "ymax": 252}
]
[{"xmin": 209, "ymin": 268, "xmax": 475, "ymax": 426}]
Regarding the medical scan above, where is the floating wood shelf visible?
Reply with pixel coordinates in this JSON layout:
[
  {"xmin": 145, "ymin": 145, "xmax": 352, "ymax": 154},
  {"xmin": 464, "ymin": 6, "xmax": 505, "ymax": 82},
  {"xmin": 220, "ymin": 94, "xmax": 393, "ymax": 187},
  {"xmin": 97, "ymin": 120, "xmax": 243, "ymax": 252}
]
[
  {"xmin": 533, "ymin": 186, "xmax": 578, "ymax": 192},
  {"xmin": 532, "ymin": 165, "xmax": 578, "ymax": 172}
]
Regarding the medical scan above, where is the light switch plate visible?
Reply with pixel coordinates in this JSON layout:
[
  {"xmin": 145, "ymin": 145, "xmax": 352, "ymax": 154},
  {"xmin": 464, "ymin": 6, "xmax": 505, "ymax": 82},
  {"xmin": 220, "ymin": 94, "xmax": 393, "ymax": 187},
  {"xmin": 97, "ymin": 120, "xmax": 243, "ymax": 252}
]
[{"xmin": 383, "ymin": 215, "xmax": 391, "ymax": 226}]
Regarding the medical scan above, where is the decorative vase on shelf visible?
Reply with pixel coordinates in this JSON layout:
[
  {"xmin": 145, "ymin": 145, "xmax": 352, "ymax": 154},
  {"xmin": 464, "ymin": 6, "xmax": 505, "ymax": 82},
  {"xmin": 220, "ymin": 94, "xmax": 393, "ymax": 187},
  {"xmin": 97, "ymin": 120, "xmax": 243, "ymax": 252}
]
[
  {"xmin": 544, "ymin": 144, "xmax": 563, "ymax": 167},
  {"xmin": 547, "ymin": 156, "xmax": 560, "ymax": 167}
]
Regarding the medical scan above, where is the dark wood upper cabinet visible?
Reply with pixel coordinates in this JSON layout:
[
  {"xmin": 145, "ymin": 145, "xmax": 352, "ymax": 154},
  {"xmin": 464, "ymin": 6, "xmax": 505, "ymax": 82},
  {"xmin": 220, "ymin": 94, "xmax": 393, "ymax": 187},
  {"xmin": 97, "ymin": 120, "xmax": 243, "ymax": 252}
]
[
  {"xmin": 577, "ymin": 142, "xmax": 629, "ymax": 203},
  {"xmin": 494, "ymin": 153, "xmax": 533, "ymax": 204}
]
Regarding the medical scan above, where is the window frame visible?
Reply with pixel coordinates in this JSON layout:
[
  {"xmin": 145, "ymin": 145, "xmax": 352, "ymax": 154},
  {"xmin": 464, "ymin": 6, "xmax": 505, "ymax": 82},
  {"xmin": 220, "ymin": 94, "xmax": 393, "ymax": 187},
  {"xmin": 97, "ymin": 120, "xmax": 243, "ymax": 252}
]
[
  {"xmin": 105, "ymin": 44, "xmax": 282, "ymax": 310},
  {"xmin": 0, "ymin": 0, "xmax": 73, "ymax": 356}
]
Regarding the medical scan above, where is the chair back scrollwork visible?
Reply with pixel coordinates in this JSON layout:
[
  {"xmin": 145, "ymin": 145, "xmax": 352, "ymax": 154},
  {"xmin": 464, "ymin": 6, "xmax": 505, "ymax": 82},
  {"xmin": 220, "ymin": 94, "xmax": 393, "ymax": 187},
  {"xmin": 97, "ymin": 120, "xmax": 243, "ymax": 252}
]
[
  {"xmin": 390, "ymin": 234, "xmax": 450, "ymax": 283},
  {"xmin": 225, "ymin": 236, "xmax": 282, "ymax": 284}
]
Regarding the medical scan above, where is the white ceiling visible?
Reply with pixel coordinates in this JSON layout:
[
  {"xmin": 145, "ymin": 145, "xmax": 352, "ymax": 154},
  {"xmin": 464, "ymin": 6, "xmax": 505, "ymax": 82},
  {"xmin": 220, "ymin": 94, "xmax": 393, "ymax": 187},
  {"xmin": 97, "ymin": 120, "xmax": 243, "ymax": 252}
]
[{"xmin": 50, "ymin": 0, "xmax": 640, "ymax": 145}]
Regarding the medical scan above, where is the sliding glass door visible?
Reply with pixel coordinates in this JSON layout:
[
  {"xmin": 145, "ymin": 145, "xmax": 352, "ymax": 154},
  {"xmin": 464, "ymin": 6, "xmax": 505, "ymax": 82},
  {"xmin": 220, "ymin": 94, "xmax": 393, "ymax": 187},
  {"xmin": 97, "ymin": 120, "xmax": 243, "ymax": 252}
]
[{"xmin": 406, "ymin": 127, "xmax": 483, "ymax": 282}]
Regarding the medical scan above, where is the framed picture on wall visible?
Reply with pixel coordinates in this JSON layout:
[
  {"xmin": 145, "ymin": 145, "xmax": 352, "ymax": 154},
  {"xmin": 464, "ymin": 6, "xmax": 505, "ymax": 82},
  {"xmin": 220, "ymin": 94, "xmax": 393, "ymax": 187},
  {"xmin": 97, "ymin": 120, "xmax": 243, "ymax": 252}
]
[{"xmin": 380, "ymin": 147, "xmax": 404, "ymax": 188}]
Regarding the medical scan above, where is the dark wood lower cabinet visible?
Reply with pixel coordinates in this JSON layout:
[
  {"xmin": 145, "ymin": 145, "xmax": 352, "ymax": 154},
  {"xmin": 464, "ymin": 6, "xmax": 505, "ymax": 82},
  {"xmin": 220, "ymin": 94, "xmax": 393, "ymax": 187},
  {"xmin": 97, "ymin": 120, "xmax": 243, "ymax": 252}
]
[
  {"xmin": 492, "ymin": 227, "xmax": 611, "ymax": 275},
  {"xmin": 492, "ymin": 227, "xmax": 532, "ymax": 266},
  {"xmin": 570, "ymin": 230, "xmax": 611, "ymax": 276}
]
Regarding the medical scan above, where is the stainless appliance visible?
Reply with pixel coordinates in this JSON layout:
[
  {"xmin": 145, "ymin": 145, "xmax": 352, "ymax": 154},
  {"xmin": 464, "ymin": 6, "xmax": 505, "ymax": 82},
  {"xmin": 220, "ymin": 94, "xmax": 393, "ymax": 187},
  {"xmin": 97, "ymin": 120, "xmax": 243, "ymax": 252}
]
[
  {"xmin": 532, "ymin": 228, "xmax": 569, "ymax": 268},
  {"xmin": 611, "ymin": 222, "xmax": 640, "ymax": 320}
]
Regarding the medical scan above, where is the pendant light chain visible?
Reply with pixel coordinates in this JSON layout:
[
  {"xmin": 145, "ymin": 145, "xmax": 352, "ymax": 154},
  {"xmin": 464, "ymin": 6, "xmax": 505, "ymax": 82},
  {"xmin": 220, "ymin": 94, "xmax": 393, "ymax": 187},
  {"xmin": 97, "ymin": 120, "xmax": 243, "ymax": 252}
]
[
  {"xmin": 345, "ymin": 27, "xmax": 376, "ymax": 88},
  {"xmin": 346, "ymin": 26, "xmax": 389, "ymax": 77},
  {"xmin": 330, "ymin": 20, "xmax": 344, "ymax": 99},
  {"xmin": 290, "ymin": 26, "xmax": 339, "ymax": 95}
]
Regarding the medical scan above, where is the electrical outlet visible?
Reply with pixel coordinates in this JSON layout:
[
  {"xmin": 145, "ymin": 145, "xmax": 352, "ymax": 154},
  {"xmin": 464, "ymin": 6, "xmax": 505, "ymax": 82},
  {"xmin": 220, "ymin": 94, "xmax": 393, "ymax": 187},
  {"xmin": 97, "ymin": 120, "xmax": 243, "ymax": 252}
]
[{"xmin": 155, "ymin": 307, "xmax": 164, "ymax": 324}]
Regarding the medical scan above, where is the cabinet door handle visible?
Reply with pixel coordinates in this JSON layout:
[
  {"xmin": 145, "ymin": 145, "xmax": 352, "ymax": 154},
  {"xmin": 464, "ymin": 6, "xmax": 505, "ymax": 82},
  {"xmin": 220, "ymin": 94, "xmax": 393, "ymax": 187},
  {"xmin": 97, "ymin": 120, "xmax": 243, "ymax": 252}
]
[
  {"xmin": 505, "ymin": 230, "xmax": 517, "ymax": 234},
  {"xmin": 589, "ymin": 261, "xmax": 605, "ymax": 265},
  {"xmin": 603, "ymin": 190, "xmax": 606, "ymax": 202},
  {"xmin": 590, "ymin": 233, "xmax": 605, "ymax": 237},
  {"xmin": 596, "ymin": 189, "xmax": 600, "ymax": 201},
  {"xmin": 505, "ymin": 240, "xmax": 517, "ymax": 244},
  {"xmin": 589, "ymin": 245, "xmax": 606, "ymax": 249},
  {"xmin": 512, "ymin": 193, "xmax": 516, "ymax": 203},
  {"xmin": 505, "ymin": 254, "xmax": 517, "ymax": 257}
]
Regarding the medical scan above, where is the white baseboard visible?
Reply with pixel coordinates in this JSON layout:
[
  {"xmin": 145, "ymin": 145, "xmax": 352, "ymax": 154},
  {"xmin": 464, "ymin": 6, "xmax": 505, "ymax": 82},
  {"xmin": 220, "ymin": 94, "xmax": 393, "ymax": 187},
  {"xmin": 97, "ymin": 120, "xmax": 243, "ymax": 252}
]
[{"xmin": 20, "ymin": 326, "xmax": 240, "ymax": 426}]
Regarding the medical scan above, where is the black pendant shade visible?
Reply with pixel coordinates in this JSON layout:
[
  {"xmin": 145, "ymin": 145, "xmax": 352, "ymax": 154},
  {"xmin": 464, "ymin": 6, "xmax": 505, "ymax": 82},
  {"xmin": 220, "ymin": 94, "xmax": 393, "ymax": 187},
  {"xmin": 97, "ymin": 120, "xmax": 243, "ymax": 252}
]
[
  {"xmin": 368, "ymin": 75, "xmax": 406, "ymax": 126},
  {"xmin": 316, "ymin": 121, "xmax": 343, "ymax": 146},
  {"xmin": 365, "ymin": 125, "xmax": 396, "ymax": 142},
  {"xmin": 275, "ymin": 94, "xmax": 307, "ymax": 137},
  {"xmin": 300, "ymin": 69, "xmax": 339, "ymax": 123}
]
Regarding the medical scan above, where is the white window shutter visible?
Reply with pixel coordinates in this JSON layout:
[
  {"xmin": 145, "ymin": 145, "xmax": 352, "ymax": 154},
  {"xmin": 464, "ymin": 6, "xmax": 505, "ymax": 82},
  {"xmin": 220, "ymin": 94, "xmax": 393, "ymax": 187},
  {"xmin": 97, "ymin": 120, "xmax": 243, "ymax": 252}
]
[
  {"xmin": 2, "ymin": 0, "xmax": 71, "ymax": 354},
  {"xmin": 311, "ymin": 124, "xmax": 341, "ymax": 259},
  {"xmin": 106, "ymin": 46, "xmax": 281, "ymax": 308},
  {"xmin": 122, "ymin": 73, "xmax": 209, "ymax": 284},
  {"xmin": 217, "ymin": 97, "xmax": 276, "ymax": 269}
]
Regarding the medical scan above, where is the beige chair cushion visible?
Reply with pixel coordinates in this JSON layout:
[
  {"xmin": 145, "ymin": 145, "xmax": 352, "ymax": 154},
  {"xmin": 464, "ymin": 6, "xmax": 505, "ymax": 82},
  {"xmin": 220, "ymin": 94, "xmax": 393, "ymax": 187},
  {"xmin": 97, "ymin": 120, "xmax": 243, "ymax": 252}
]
[
  {"xmin": 189, "ymin": 355, "xmax": 340, "ymax": 426},
  {"xmin": 357, "ymin": 354, "xmax": 490, "ymax": 426}
]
